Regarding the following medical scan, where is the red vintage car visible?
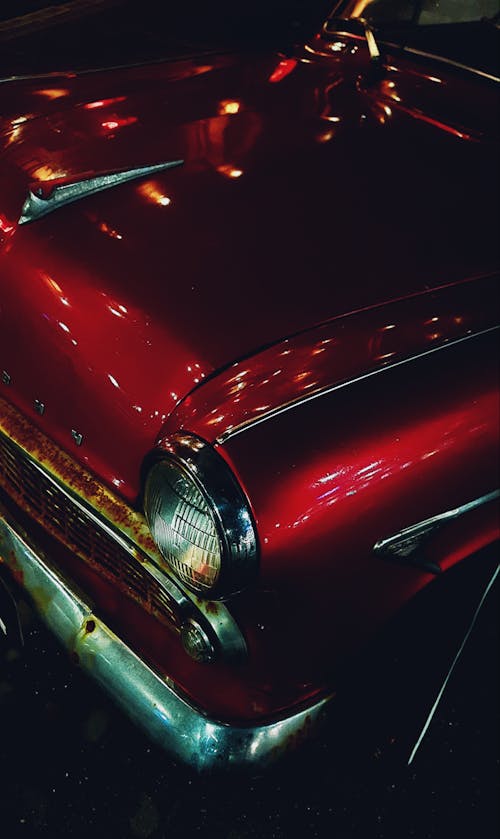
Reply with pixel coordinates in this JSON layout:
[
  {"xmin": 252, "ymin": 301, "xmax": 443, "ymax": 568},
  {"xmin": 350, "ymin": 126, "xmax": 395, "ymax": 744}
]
[{"xmin": 0, "ymin": 0, "xmax": 498, "ymax": 769}]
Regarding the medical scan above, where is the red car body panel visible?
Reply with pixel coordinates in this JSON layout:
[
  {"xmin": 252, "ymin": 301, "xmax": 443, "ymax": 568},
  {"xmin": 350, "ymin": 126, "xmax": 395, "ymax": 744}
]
[
  {"xmin": 0, "ymin": 21, "xmax": 498, "ymax": 731},
  {"xmin": 0, "ymin": 39, "xmax": 498, "ymax": 500}
]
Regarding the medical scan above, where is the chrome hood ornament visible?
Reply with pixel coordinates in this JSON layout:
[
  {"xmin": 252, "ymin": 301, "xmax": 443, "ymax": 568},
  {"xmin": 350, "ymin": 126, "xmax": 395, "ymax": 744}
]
[{"xmin": 19, "ymin": 160, "xmax": 184, "ymax": 225}]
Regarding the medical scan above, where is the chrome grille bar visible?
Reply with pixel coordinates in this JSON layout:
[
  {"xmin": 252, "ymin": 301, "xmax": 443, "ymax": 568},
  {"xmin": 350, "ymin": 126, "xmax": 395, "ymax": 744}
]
[{"xmin": 0, "ymin": 431, "xmax": 187, "ymax": 631}]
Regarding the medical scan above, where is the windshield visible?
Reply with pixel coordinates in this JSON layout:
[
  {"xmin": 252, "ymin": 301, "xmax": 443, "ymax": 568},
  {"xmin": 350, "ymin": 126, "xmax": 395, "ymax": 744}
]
[{"xmin": 333, "ymin": 0, "xmax": 500, "ymax": 25}]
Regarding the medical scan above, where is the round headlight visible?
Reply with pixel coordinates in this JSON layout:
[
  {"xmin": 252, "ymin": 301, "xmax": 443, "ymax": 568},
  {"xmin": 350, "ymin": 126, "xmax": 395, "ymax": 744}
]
[
  {"xmin": 144, "ymin": 434, "xmax": 258, "ymax": 598},
  {"xmin": 145, "ymin": 458, "xmax": 221, "ymax": 592}
]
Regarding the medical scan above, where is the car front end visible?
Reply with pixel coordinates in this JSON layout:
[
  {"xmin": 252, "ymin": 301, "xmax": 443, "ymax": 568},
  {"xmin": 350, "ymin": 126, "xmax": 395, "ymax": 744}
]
[{"xmin": 1, "ymin": 2, "xmax": 499, "ymax": 769}]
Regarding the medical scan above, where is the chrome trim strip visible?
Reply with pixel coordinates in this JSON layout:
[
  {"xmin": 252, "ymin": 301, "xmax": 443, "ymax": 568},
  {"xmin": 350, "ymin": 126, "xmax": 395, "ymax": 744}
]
[
  {"xmin": 373, "ymin": 489, "xmax": 500, "ymax": 570},
  {"xmin": 0, "ymin": 511, "xmax": 331, "ymax": 770},
  {"xmin": 0, "ymin": 429, "xmax": 246, "ymax": 661},
  {"xmin": 217, "ymin": 326, "xmax": 499, "ymax": 444},
  {"xmin": 402, "ymin": 47, "xmax": 500, "ymax": 83},
  {"xmin": 18, "ymin": 160, "xmax": 184, "ymax": 225},
  {"xmin": 323, "ymin": 16, "xmax": 500, "ymax": 83}
]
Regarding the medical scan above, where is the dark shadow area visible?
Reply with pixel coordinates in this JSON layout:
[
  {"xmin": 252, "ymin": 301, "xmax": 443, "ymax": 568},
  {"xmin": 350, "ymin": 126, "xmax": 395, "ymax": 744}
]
[
  {"xmin": 0, "ymin": 547, "xmax": 497, "ymax": 837},
  {"xmin": 0, "ymin": 1, "xmax": 333, "ymax": 77}
]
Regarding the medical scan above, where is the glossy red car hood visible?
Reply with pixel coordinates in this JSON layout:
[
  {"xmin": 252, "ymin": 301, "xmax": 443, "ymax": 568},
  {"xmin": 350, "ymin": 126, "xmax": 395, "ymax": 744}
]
[{"xmin": 0, "ymin": 48, "xmax": 498, "ymax": 499}]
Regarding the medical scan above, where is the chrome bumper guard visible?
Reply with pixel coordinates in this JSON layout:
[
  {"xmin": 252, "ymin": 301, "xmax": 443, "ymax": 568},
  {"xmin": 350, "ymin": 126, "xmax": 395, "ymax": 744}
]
[{"xmin": 0, "ymin": 510, "xmax": 331, "ymax": 770}]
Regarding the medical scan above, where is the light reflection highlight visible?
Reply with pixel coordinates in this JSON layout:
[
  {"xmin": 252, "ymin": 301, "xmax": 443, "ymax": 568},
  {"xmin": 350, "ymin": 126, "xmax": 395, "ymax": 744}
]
[
  {"xmin": 316, "ymin": 129, "xmax": 336, "ymax": 143},
  {"xmin": 218, "ymin": 100, "xmax": 241, "ymax": 115},
  {"xmin": 101, "ymin": 116, "xmax": 137, "ymax": 131},
  {"xmin": 137, "ymin": 182, "xmax": 172, "ymax": 206},
  {"xmin": 98, "ymin": 220, "xmax": 123, "ymax": 240},
  {"xmin": 35, "ymin": 88, "xmax": 69, "ymax": 100},
  {"xmin": 32, "ymin": 164, "xmax": 68, "ymax": 181},
  {"xmin": 217, "ymin": 165, "xmax": 244, "ymax": 179},
  {"xmin": 83, "ymin": 97, "xmax": 126, "ymax": 110},
  {"xmin": 268, "ymin": 58, "xmax": 297, "ymax": 83}
]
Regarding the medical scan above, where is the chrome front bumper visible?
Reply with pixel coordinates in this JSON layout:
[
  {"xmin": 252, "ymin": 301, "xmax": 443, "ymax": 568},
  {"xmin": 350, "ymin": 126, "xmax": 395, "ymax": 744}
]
[{"xmin": 0, "ymin": 509, "xmax": 331, "ymax": 770}]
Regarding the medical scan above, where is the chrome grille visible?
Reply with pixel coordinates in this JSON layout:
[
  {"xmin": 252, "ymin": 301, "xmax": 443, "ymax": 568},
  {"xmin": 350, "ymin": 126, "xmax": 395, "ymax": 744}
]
[{"xmin": 0, "ymin": 433, "xmax": 180, "ymax": 632}]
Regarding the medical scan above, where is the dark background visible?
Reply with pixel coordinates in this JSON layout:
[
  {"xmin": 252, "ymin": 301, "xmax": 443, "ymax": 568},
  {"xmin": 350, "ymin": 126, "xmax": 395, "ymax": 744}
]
[{"xmin": 0, "ymin": 0, "xmax": 333, "ymax": 76}]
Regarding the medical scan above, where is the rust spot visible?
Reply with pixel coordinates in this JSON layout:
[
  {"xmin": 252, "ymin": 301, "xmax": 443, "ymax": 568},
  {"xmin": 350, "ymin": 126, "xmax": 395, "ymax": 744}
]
[
  {"xmin": 0, "ymin": 544, "xmax": 24, "ymax": 584},
  {"xmin": 0, "ymin": 398, "xmax": 189, "ymax": 638},
  {"xmin": 205, "ymin": 601, "xmax": 219, "ymax": 615},
  {"xmin": 12, "ymin": 568, "xmax": 24, "ymax": 585},
  {"xmin": 0, "ymin": 396, "xmax": 163, "ymax": 562},
  {"xmin": 85, "ymin": 619, "xmax": 96, "ymax": 634},
  {"xmin": 266, "ymin": 710, "xmax": 320, "ymax": 759}
]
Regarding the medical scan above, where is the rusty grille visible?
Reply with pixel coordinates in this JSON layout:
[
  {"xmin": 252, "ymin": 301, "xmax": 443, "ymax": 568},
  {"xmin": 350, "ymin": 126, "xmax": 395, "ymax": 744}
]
[{"xmin": 0, "ymin": 433, "xmax": 180, "ymax": 632}]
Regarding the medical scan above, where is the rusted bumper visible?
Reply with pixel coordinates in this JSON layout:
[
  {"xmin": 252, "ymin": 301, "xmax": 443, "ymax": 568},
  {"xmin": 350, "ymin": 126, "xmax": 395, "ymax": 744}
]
[{"xmin": 0, "ymin": 508, "xmax": 332, "ymax": 771}]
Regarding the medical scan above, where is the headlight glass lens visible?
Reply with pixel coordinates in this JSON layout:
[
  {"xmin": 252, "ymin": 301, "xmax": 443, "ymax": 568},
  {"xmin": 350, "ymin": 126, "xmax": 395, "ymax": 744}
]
[{"xmin": 145, "ymin": 460, "xmax": 221, "ymax": 593}]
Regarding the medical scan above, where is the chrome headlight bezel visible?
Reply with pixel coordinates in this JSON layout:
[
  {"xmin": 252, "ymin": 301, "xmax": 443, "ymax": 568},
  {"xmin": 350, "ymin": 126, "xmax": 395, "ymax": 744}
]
[{"xmin": 144, "ymin": 433, "xmax": 259, "ymax": 599}]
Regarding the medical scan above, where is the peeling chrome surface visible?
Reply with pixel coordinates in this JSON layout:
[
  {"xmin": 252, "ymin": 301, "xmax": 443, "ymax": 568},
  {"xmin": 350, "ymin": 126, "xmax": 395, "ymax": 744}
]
[
  {"xmin": 0, "ymin": 511, "xmax": 331, "ymax": 770},
  {"xmin": 374, "ymin": 489, "xmax": 500, "ymax": 572},
  {"xmin": 19, "ymin": 160, "xmax": 184, "ymax": 224}
]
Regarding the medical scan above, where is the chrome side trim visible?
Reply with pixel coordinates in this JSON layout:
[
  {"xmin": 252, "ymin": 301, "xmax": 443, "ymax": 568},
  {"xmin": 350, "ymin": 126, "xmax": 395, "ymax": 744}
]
[
  {"xmin": 374, "ymin": 489, "xmax": 500, "ymax": 571},
  {"xmin": 0, "ymin": 511, "xmax": 332, "ymax": 770},
  {"xmin": 217, "ymin": 325, "xmax": 499, "ymax": 444},
  {"xmin": 19, "ymin": 160, "xmax": 184, "ymax": 225},
  {"xmin": 0, "ymin": 429, "xmax": 246, "ymax": 662}
]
